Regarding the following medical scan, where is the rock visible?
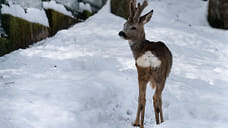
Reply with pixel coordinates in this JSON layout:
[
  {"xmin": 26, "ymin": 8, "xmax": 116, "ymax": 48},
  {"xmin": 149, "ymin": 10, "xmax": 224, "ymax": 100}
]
[
  {"xmin": 45, "ymin": 9, "xmax": 78, "ymax": 36},
  {"xmin": 0, "ymin": 37, "xmax": 8, "ymax": 56},
  {"xmin": 1, "ymin": 14, "xmax": 49, "ymax": 52},
  {"xmin": 208, "ymin": 0, "xmax": 228, "ymax": 29},
  {"xmin": 111, "ymin": 0, "xmax": 130, "ymax": 19},
  {"xmin": 78, "ymin": 10, "xmax": 94, "ymax": 20},
  {"xmin": 0, "ymin": 8, "xmax": 78, "ymax": 56}
]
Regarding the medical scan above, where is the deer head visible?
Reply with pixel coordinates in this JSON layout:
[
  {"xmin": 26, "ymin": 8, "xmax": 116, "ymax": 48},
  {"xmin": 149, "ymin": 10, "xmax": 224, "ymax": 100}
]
[{"xmin": 119, "ymin": 0, "xmax": 153, "ymax": 42}]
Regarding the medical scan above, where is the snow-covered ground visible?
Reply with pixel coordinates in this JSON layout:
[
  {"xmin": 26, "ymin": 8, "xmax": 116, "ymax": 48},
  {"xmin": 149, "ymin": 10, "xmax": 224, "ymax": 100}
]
[{"xmin": 1, "ymin": 0, "xmax": 228, "ymax": 128}]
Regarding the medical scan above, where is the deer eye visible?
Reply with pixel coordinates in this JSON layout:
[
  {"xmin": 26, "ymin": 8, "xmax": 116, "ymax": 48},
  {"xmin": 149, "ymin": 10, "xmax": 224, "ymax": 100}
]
[{"xmin": 131, "ymin": 27, "xmax": 137, "ymax": 30}]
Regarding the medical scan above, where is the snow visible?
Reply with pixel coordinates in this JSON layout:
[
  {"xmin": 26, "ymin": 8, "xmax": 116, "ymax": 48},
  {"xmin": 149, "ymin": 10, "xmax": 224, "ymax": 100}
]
[
  {"xmin": 0, "ymin": 0, "xmax": 228, "ymax": 128},
  {"xmin": 6, "ymin": 0, "xmax": 42, "ymax": 9},
  {"xmin": 79, "ymin": 2, "xmax": 92, "ymax": 12},
  {"xmin": 84, "ymin": 0, "xmax": 104, "ymax": 7},
  {"xmin": 43, "ymin": 0, "xmax": 73, "ymax": 18},
  {"xmin": 55, "ymin": 0, "xmax": 79, "ymax": 11},
  {"xmin": 1, "ymin": 2, "xmax": 49, "ymax": 27}
]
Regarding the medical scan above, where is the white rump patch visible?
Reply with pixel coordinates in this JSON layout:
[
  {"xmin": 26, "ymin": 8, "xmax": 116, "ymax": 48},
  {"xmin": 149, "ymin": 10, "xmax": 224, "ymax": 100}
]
[{"xmin": 136, "ymin": 51, "xmax": 161, "ymax": 68}]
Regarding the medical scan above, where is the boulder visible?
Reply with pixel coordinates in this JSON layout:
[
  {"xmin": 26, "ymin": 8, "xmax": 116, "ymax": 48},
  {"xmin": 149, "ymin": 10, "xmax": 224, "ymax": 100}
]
[
  {"xmin": 45, "ymin": 9, "xmax": 77, "ymax": 36},
  {"xmin": 1, "ymin": 14, "xmax": 49, "ymax": 52},
  {"xmin": 111, "ymin": 0, "xmax": 130, "ymax": 19},
  {"xmin": 0, "ymin": 37, "xmax": 8, "ymax": 56},
  {"xmin": 208, "ymin": 0, "xmax": 228, "ymax": 29}
]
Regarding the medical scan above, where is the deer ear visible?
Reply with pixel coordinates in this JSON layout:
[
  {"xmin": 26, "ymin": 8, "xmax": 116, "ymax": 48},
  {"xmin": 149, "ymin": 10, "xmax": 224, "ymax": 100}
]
[{"xmin": 139, "ymin": 10, "xmax": 153, "ymax": 24}]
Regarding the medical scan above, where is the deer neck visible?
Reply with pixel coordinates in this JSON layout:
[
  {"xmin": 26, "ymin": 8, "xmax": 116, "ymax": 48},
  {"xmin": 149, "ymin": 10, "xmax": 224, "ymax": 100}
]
[{"xmin": 129, "ymin": 37, "xmax": 147, "ymax": 59}]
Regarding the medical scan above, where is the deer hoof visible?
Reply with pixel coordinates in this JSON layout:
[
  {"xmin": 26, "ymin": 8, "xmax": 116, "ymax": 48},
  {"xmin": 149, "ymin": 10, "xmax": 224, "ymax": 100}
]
[{"xmin": 132, "ymin": 122, "xmax": 140, "ymax": 127}]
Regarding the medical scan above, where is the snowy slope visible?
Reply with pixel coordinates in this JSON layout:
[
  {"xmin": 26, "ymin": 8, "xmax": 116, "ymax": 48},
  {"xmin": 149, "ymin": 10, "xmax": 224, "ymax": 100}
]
[{"xmin": 0, "ymin": 0, "xmax": 228, "ymax": 128}]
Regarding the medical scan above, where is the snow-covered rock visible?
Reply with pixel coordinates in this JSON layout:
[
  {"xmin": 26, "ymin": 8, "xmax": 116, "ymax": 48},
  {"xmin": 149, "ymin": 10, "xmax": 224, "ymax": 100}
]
[
  {"xmin": 55, "ymin": 0, "xmax": 79, "ymax": 12},
  {"xmin": 43, "ymin": 0, "xmax": 73, "ymax": 18},
  {"xmin": 1, "ymin": 2, "xmax": 49, "ymax": 27},
  {"xmin": 6, "ymin": 0, "xmax": 42, "ymax": 9},
  {"xmin": 79, "ymin": 2, "xmax": 92, "ymax": 12},
  {"xmin": 84, "ymin": 0, "xmax": 104, "ymax": 7}
]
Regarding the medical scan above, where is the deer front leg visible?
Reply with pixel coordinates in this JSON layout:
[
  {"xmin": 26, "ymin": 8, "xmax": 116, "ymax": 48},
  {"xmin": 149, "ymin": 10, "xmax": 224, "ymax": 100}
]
[
  {"xmin": 140, "ymin": 84, "xmax": 147, "ymax": 128},
  {"xmin": 133, "ymin": 95, "xmax": 141, "ymax": 127},
  {"xmin": 159, "ymin": 99, "xmax": 164, "ymax": 123},
  {"xmin": 133, "ymin": 79, "xmax": 148, "ymax": 128}
]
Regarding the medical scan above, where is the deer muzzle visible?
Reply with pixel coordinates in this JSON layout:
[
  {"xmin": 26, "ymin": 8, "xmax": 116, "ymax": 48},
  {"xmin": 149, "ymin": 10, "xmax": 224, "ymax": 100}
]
[{"xmin": 119, "ymin": 31, "xmax": 127, "ymax": 39}]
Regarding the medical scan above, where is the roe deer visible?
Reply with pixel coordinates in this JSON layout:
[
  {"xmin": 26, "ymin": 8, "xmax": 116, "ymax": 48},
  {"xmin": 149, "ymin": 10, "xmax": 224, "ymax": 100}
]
[{"xmin": 118, "ymin": 0, "xmax": 172, "ymax": 127}]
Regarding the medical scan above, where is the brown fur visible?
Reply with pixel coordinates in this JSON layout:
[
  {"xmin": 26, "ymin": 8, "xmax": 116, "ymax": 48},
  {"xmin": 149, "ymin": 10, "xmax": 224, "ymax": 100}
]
[{"xmin": 119, "ymin": 1, "xmax": 172, "ymax": 128}]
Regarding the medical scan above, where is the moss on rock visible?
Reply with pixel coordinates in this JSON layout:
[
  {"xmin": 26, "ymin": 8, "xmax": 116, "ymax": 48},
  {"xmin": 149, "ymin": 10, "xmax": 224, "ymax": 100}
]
[
  {"xmin": 80, "ymin": 10, "xmax": 93, "ymax": 20},
  {"xmin": 1, "ymin": 14, "xmax": 49, "ymax": 55},
  {"xmin": 0, "ymin": 37, "xmax": 9, "ymax": 56},
  {"xmin": 45, "ymin": 9, "xmax": 77, "ymax": 36},
  {"xmin": 0, "ymin": 6, "xmax": 80, "ymax": 56},
  {"xmin": 111, "ymin": 0, "xmax": 130, "ymax": 19}
]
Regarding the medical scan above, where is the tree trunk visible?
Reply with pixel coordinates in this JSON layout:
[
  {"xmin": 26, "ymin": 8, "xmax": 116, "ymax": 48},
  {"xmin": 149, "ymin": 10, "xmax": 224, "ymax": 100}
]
[{"xmin": 208, "ymin": 0, "xmax": 228, "ymax": 29}]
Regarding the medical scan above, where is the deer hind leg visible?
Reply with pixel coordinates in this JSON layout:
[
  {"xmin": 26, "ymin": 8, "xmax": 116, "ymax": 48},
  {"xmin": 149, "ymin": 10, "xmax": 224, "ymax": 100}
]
[
  {"xmin": 133, "ymin": 73, "xmax": 149, "ymax": 128},
  {"xmin": 153, "ymin": 82, "xmax": 165, "ymax": 124},
  {"xmin": 153, "ymin": 93, "xmax": 162, "ymax": 124},
  {"xmin": 140, "ymin": 83, "xmax": 147, "ymax": 128}
]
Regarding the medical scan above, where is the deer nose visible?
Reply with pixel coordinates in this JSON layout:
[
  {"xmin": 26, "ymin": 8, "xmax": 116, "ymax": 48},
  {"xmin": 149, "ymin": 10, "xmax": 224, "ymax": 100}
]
[{"xmin": 119, "ymin": 31, "xmax": 127, "ymax": 38}]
